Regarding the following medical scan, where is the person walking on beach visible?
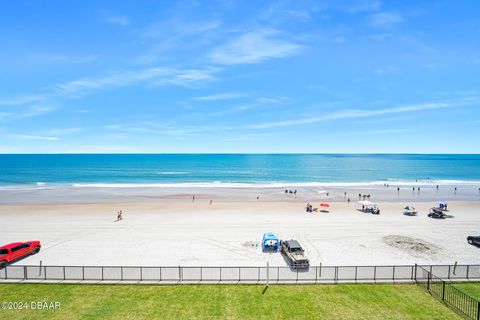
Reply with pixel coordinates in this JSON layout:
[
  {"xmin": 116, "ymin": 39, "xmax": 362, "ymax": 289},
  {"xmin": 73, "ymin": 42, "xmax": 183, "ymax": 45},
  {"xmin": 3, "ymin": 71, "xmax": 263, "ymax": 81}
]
[
  {"xmin": 347, "ymin": 198, "xmax": 350, "ymax": 204},
  {"xmin": 117, "ymin": 210, "xmax": 123, "ymax": 221},
  {"xmin": 358, "ymin": 193, "xmax": 361, "ymax": 200},
  {"xmin": 209, "ymin": 200, "xmax": 213, "ymax": 205},
  {"xmin": 454, "ymin": 187, "xmax": 457, "ymax": 194},
  {"xmin": 192, "ymin": 195, "xmax": 195, "ymax": 202}
]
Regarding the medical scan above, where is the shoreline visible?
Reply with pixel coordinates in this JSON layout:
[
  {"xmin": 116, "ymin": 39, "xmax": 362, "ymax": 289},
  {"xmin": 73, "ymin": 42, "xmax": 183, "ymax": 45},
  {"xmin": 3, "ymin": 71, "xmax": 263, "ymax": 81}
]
[{"xmin": 1, "ymin": 184, "xmax": 479, "ymax": 205}]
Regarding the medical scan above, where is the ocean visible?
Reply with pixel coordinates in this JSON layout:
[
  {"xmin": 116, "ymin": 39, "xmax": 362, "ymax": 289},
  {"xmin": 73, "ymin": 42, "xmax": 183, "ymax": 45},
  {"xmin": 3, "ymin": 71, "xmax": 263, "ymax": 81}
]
[{"xmin": 0, "ymin": 154, "xmax": 479, "ymax": 188}]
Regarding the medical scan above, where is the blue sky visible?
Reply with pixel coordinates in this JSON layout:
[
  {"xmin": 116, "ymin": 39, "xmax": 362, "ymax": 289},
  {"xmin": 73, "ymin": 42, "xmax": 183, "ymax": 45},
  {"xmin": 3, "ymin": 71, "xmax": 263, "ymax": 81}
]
[{"xmin": 1, "ymin": 0, "xmax": 479, "ymax": 153}]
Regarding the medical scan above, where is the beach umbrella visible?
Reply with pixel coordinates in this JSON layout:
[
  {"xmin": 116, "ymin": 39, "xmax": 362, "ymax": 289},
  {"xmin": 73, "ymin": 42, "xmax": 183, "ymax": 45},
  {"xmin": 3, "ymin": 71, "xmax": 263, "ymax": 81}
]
[
  {"xmin": 320, "ymin": 203, "xmax": 330, "ymax": 207},
  {"xmin": 404, "ymin": 205, "xmax": 415, "ymax": 212}
]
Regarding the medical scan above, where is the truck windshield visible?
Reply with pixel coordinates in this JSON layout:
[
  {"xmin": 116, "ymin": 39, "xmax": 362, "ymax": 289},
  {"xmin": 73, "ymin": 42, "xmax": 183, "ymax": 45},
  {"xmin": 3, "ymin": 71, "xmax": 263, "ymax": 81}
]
[
  {"xmin": 0, "ymin": 249, "xmax": 8, "ymax": 255},
  {"xmin": 290, "ymin": 247, "xmax": 303, "ymax": 252}
]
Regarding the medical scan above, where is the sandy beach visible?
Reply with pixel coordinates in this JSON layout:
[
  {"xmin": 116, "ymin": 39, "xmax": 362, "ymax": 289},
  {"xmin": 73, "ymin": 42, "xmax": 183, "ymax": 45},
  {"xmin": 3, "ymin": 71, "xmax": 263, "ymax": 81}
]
[{"xmin": 1, "ymin": 186, "xmax": 479, "ymax": 267}]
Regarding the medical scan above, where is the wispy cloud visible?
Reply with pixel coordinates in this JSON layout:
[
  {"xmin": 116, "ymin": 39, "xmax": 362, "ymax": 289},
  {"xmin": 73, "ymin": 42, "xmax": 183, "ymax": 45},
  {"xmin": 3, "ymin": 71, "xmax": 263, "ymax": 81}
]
[
  {"xmin": 249, "ymin": 102, "xmax": 451, "ymax": 129},
  {"xmin": 30, "ymin": 53, "xmax": 97, "ymax": 64},
  {"xmin": 136, "ymin": 20, "xmax": 221, "ymax": 64},
  {"xmin": 1, "ymin": 67, "xmax": 218, "ymax": 109},
  {"xmin": 104, "ymin": 15, "xmax": 130, "ymax": 26},
  {"xmin": 209, "ymin": 29, "xmax": 302, "ymax": 65},
  {"xmin": 223, "ymin": 133, "xmax": 272, "ymax": 142},
  {"xmin": 9, "ymin": 134, "xmax": 59, "ymax": 141},
  {"xmin": 193, "ymin": 92, "xmax": 246, "ymax": 101},
  {"xmin": 373, "ymin": 66, "xmax": 398, "ymax": 76},
  {"xmin": 369, "ymin": 12, "xmax": 403, "ymax": 28}
]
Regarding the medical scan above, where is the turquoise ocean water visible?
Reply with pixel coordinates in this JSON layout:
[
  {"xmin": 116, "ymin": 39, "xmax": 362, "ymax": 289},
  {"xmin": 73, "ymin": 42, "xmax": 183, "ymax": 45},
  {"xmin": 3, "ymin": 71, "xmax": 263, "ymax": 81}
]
[{"xmin": 0, "ymin": 154, "xmax": 479, "ymax": 187}]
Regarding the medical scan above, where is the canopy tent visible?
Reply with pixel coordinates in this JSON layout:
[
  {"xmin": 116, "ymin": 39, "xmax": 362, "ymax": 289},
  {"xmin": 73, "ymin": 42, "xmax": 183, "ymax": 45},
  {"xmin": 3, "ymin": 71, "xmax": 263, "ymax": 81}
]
[
  {"xmin": 320, "ymin": 203, "xmax": 330, "ymax": 207},
  {"xmin": 404, "ymin": 205, "xmax": 416, "ymax": 212},
  {"xmin": 262, "ymin": 233, "xmax": 280, "ymax": 252},
  {"xmin": 357, "ymin": 200, "xmax": 377, "ymax": 206}
]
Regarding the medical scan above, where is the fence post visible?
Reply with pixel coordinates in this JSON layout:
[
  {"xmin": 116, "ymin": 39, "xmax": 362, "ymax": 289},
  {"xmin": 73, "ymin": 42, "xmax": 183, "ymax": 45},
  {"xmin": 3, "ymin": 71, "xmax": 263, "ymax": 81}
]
[
  {"xmin": 159, "ymin": 267, "xmax": 162, "ymax": 282},
  {"xmin": 442, "ymin": 281, "xmax": 445, "ymax": 300},
  {"xmin": 477, "ymin": 301, "xmax": 479, "ymax": 320},
  {"xmin": 355, "ymin": 266, "xmax": 358, "ymax": 283},
  {"xmin": 334, "ymin": 266, "xmax": 338, "ymax": 284},
  {"xmin": 315, "ymin": 266, "xmax": 318, "ymax": 284},
  {"xmin": 266, "ymin": 262, "xmax": 269, "ymax": 286},
  {"xmin": 101, "ymin": 266, "xmax": 104, "ymax": 281},
  {"xmin": 121, "ymin": 267, "xmax": 123, "ymax": 281},
  {"xmin": 467, "ymin": 265, "xmax": 470, "ymax": 279},
  {"xmin": 82, "ymin": 266, "xmax": 84, "ymax": 281},
  {"xmin": 219, "ymin": 267, "xmax": 222, "ymax": 282},
  {"xmin": 257, "ymin": 267, "xmax": 260, "ymax": 283},
  {"xmin": 44, "ymin": 266, "xmax": 46, "ymax": 280},
  {"xmin": 296, "ymin": 268, "xmax": 299, "ymax": 283},
  {"xmin": 63, "ymin": 266, "xmax": 66, "ymax": 280},
  {"xmin": 5, "ymin": 266, "xmax": 7, "ymax": 279},
  {"xmin": 414, "ymin": 264, "xmax": 417, "ymax": 281},
  {"xmin": 392, "ymin": 266, "xmax": 395, "ymax": 282},
  {"xmin": 277, "ymin": 267, "xmax": 279, "ymax": 283},
  {"xmin": 24, "ymin": 266, "xmax": 27, "ymax": 280},
  {"xmin": 374, "ymin": 266, "xmax": 377, "ymax": 282},
  {"xmin": 178, "ymin": 266, "xmax": 181, "ymax": 283},
  {"xmin": 448, "ymin": 265, "xmax": 451, "ymax": 279},
  {"xmin": 140, "ymin": 267, "xmax": 143, "ymax": 281},
  {"xmin": 427, "ymin": 272, "xmax": 430, "ymax": 291}
]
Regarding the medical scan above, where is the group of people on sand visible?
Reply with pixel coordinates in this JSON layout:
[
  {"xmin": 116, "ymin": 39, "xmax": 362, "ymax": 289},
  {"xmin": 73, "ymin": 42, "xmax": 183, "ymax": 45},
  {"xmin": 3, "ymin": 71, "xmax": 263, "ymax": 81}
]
[
  {"xmin": 359, "ymin": 194, "xmax": 371, "ymax": 200},
  {"xmin": 306, "ymin": 202, "xmax": 316, "ymax": 213},
  {"xmin": 285, "ymin": 189, "xmax": 297, "ymax": 196}
]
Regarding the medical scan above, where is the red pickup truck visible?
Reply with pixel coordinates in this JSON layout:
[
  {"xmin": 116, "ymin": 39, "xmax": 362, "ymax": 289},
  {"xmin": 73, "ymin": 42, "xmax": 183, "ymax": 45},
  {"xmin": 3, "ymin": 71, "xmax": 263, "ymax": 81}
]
[{"xmin": 0, "ymin": 241, "xmax": 41, "ymax": 269}]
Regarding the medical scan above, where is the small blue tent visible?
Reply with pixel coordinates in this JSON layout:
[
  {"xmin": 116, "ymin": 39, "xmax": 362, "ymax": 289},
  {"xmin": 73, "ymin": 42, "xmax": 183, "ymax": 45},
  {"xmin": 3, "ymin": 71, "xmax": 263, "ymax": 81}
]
[{"xmin": 262, "ymin": 233, "xmax": 280, "ymax": 252}]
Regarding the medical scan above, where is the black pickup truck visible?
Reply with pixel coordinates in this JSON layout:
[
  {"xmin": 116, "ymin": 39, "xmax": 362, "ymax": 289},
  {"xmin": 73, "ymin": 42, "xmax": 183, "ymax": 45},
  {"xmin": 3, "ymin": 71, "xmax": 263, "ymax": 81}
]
[{"xmin": 467, "ymin": 236, "xmax": 480, "ymax": 247}]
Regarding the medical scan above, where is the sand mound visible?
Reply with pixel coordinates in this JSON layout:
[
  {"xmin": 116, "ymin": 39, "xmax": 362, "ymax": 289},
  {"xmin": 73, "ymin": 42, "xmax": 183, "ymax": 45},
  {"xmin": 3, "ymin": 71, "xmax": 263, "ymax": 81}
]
[{"xmin": 383, "ymin": 235, "xmax": 442, "ymax": 257}]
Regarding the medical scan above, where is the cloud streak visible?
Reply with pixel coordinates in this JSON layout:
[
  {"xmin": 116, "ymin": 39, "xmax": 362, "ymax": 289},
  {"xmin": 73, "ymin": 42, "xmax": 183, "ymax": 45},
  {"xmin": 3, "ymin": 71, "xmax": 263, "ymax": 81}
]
[
  {"xmin": 369, "ymin": 12, "xmax": 403, "ymax": 28},
  {"xmin": 104, "ymin": 15, "xmax": 130, "ymax": 26},
  {"xmin": 209, "ymin": 29, "xmax": 302, "ymax": 65},
  {"xmin": 193, "ymin": 92, "xmax": 246, "ymax": 101},
  {"xmin": 249, "ymin": 102, "xmax": 451, "ymax": 129},
  {"xmin": 9, "ymin": 134, "xmax": 59, "ymax": 141},
  {"xmin": 1, "ymin": 67, "xmax": 218, "ymax": 108}
]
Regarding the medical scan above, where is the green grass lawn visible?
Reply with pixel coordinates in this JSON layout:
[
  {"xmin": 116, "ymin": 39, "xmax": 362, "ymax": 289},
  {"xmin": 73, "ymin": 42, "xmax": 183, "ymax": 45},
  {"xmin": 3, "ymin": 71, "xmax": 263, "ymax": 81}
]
[
  {"xmin": 453, "ymin": 282, "xmax": 480, "ymax": 300},
  {"xmin": 0, "ymin": 283, "xmax": 461, "ymax": 320}
]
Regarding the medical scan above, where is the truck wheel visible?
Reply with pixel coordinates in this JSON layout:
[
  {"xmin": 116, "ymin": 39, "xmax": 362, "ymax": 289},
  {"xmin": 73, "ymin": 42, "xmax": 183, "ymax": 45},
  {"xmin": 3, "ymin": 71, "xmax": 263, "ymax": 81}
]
[
  {"xmin": 32, "ymin": 246, "xmax": 40, "ymax": 254},
  {"xmin": 0, "ymin": 261, "xmax": 7, "ymax": 269}
]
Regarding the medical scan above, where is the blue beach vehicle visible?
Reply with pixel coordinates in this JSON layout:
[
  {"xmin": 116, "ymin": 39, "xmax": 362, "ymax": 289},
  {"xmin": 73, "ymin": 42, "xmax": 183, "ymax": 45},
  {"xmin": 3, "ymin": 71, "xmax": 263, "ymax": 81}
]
[
  {"xmin": 262, "ymin": 233, "xmax": 280, "ymax": 252},
  {"xmin": 438, "ymin": 201, "xmax": 448, "ymax": 210}
]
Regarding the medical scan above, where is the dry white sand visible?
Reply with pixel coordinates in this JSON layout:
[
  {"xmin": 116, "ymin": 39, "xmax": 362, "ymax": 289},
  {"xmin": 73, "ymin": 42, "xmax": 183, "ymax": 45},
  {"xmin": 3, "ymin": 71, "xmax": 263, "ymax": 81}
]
[{"xmin": 0, "ymin": 194, "xmax": 479, "ymax": 267}]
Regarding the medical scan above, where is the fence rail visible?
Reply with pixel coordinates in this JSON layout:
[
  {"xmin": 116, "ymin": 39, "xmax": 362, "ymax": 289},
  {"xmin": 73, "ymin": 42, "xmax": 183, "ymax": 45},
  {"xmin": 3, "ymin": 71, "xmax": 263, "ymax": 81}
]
[
  {"xmin": 1, "ymin": 264, "xmax": 479, "ymax": 284},
  {"xmin": 415, "ymin": 264, "xmax": 480, "ymax": 320}
]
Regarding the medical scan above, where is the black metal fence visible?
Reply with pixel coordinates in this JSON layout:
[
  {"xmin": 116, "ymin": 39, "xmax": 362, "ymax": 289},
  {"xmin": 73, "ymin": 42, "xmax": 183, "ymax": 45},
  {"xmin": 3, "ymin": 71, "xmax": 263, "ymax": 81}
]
[
  {"xmin": 1, "ymin": 264, "xmax": 479, "ymax": 284},
  {"xmin": 415, "ymin": 265, "xmax": 480, "ymax": 320}
]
